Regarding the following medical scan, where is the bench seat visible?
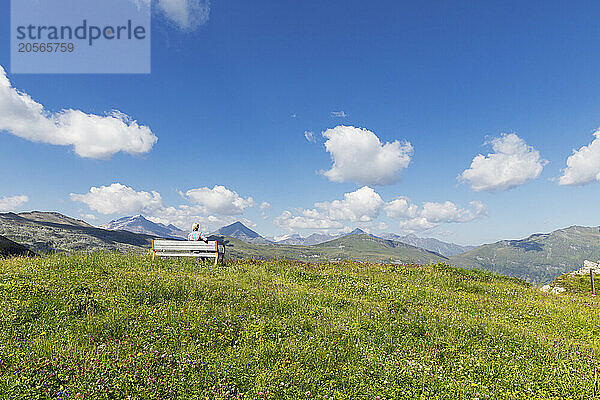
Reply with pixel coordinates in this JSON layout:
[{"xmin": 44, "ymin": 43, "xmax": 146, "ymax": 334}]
[{"xmin": 152, "ymin": 240, "xmax": 225, "ymax": 265}]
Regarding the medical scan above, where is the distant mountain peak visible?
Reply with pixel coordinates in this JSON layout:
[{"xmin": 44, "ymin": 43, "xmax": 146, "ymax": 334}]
[
  {"xmin": 213, "ymin": 221, "xmax": 260, "ymax": 239},
  {"xmin": 229, "ymin": 221, "xmax": 250, "ymax": 229},
  {"xmin": 271, "ymin": 233, "xmax": 305, "ymax": 245},
  {"xmin": 18, "ymin": 211, "xmax": 93, "ymax": 228},
  {"xmin": 101, "ymin": 215, "xmax": 186, "ymax": 239},
  {"xmin": 211, "ymin": 221, "xmax": 272, "ymax": 244},
  {"xmin": 379, "ymin": 233, "xmax": 475, "ymax": 257},
  {"xmin": 347, "ymin": 228, "xmax": 367, "ymax": 235}
]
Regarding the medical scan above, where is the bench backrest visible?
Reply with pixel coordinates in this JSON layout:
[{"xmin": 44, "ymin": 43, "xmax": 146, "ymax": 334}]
[{"xmin": 153, "ymin": 240, "xmax": 222, "ymax": 253}]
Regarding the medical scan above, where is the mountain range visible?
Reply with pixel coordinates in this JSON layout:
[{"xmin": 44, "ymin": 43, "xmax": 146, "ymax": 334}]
[
  {"xmin": 210, "ymin": 221, "xmax": 271, "ymax": 244},
  {"xmin": 380, "ymin": 233, "xmax": 475, "ymax": 257},
  {"xmin": 214, "ymin": 222, "xmax": 600, "ymax": 283},
  {"xmin": 0, "ymin": 212, "xmax": 447, "ymax": 266},
  {"xmin": 0, "ymin": 212, "xmax": 153, "ymax": 254},
  {"xmin": 449, "ymin": 226, "xmax": 600, "ymax": 284},
  {"xmin": 18, "ymin": 211, "xmax": 93, "ymax": 228},
  {"xmin": 222, "ymin": 233, "xmax": 447, "ymax": 265},
  {"xmin": 269, "ymin": 229, "xmax": 472, "ymax": 257},
  {"xmin": 101, "ymin": 215, "xmax": 186, "ymax": 239},
  {"xmin": 2, "ymin": 211, "xmax": 599, "ymax": 284},
  {"xmin": 101, "ymin": 216, "xmax": 472, "ymax": 258},
  {"xmin": 99, "ymin": 217, "xmax": 273, "ymax": 244}
]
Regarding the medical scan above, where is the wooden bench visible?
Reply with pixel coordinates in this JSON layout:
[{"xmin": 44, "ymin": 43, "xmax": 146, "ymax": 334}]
[{"xmin": 152, "ymin": 240, "xmax": 225, "ymax": 265}]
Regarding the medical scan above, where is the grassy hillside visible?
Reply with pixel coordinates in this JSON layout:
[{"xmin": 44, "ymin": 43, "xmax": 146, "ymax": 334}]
[
  {"xmin": 381, "ymin": 233, "xmax": 475, "ymax": 257},
  {"xmin": 314, "ymin": 234, "xmax": 447, "ymax": 264},
  {"xmin": 0, "ymin": 254, "xmax": 598, "ymax": 399},
  {"xmin": 546, "ymin": 264, "xmax": 600, "ymax": 295},
  {"xmin": 0, "ymin": 236, "xmax": 34, "ymax": 257},
  {"xmin": 17, "ymin": 211, "xmax": 94, "ymax": 228},
  {"xmin": 224, "ymin": 234, "xmax": 447, "ymax": 265},
  {"xmin": 450, "ymin": 226, "xmax": 600, "ymax": 284},
  {"xmin": 552, "ymin": 272, "xmax": 600, "ymax": 295},
  {"xmin": 0, "ymin": 213, "xmax": 153, "ymax": 254},
  {"xmin": 0, "ymin": 214, "xmax": 446, "ymax": 266}
]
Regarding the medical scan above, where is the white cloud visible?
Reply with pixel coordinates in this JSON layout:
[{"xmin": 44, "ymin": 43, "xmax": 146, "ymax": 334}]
[
  {"xmin": 275, "ymin": 187, "xmax": 383, "ymax": 231},
  {"xmin": 80, "ymin": 214, "xmax": 97, "ymax": 221},
  {"xmin": 396, "ymin": 217, "xmax": 437, "ymax": 232},
  {"xmin": 421, "ymin": 200, "xmax": 486, "ymax": 223},
  {"xmin": 304, "ymin": 130, "xmax": 315, "ymax": 143},
  {"xmin": 149, "ymin": 205, "xmax": 223, "ymax": 231},
  {"xmin": 460, "ymin": 133, "xmax": 546, "ymax": 192},
  {"xmin": 274, "ymin": 186, "xmax": 486, "ymax": 234},
  {"xmin": 72, "ymin": 182, "xmax": 256, "ymax": 231},
  {"xmin": 0, "ymin": 66, "xmax": 157, "ymax": 159},
  {"xmin": 384, "ymin": 197, "xmax": 419, "ymax": 219},
  {"xmin": 322, "ymin": 125, "xmax": 413, "ymax": 186},
  {"xmin": 155, "ymin": 0, "xmax": 210, "ymax": 30},
  {"xmin": 274, "ymin": 210, "xmax": 344, "ymax": 230},
  {"xmin": 0, "ymin": 195, "xmax": 29, "ymax": 212},
  {"xmin": 149, "ymin": 208, "xmax": 256, "ymax": 232},
  {"xmin": 331, "ymin": 111, "xmax": 348, "ymax": 118},
  {"xmin": 315, "ymin": 186, "xmax": 384, "ymax": 222},
  {"xmin": 387, "ymin": 196, "xmax": 487, "ymax": 233},
  {"xmin": 559, "ymin": 128, "xmax": 600, "ymax": 186},
  {"xmin": 185, "ymin": 185, "xmax": 254, "ymax": 215},
  {"xmin": 70, "ymin": 183, "xmax": 163, "ymax": 215}
]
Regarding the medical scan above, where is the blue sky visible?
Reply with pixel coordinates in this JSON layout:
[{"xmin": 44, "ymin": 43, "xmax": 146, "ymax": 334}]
[{"xmin": 2, "ymin": 0, "xmax": 600, "ymax": 245}]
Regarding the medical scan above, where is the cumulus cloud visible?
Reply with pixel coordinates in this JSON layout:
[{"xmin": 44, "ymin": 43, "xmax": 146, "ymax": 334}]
[
  {"xmin": 149, "ymin": 205, "xmax": 218, "ymax": 230},
  {"xmin": 72, "ymin": 183, "xmax": 255, "ymax": 218},
  {"xmin": 385, "ymin": 196, "xmax": 486, "ymax": 233},
  {"xmin": 0, "ymin": 66, "xmax": 157, "ymax": 159},
  {"xmin": 72, "ymin": 183, "xmax": 257, "ymax": 231},
  {"xmin": 0, "ymin": 195, "xmax": 29, "ymax": 212},
  {"xmin": 259, "ymin": 202, "xmax": 272, "ymax": 210},
  {"xmin": 460, "ymin": 133, "xmax": 546, "ymax": 192},
  {"xmin": 315, "ymin": 186, "xmax": 384, "ymax": 222},
  {"xmin": 322, "ymin": 126, "xmax": 413, "ymax": 186},
  {"xmin": 304, "ymin": 130, "xmax": 315, "ymax": 143},
  {"xmin": 396, "ymin": 217, "xmax": 438, "ymax": 232},
  {"xmin": 559, "ymin": 129, "xmax": 600, "ymax": 186},
  {"xmin": 156, "ymin": 0, "xmax": 210, "ymax": 30},
  {"xmin": 384, "ymin": 197, "xmax": 419, "ymax": 219},
  {"xmin": 275, "ymin": 186, "xmax": 485, "ymax": 233},
  {"xmin": 185, "ymin": 185, "xmax": 254, "ymax": 215},
  {"xmin": 331, "ymin": 111, "xmax": 348, "ymax": 118},
  {"xmin": 274, "ymin": 210, "xmax": 344, "ymax": 230},
  {"xmin": 274, "ymin": 187, "xmax": 382, "ymax": 231},
  {"xmin": 149, "ymin": 207, "xmax": 255, "ymax": 232},
  {"xmin": 134, "ymin": 0, "xmax": 210, "ymax": 30},
  {"xmin": 421, "ymin": 200, "xmax": 486, "ymax": 223},
  {"xmin": 70, "ymin": 183, "xmax": 163, "ymax": 215}
]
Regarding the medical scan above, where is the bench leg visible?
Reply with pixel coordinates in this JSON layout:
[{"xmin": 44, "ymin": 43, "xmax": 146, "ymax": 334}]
[
  {"xmin": 152, "ymin": 252, "xmax": 155, "ymax": 261},
  {"xmin": 214, "ymin": 254, "xmax": 218, "ymax": 266}
]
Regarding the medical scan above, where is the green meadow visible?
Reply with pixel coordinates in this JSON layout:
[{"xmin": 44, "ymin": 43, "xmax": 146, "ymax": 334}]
[{"xmin": 0, "ymin": 254, "xmax": 599, "ymax": 399}]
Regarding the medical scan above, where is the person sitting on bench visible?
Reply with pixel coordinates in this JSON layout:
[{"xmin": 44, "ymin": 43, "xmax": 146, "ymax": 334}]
[{"xmin": 188, "ymin": 223, "xmax": 208, "ymax": 243}]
